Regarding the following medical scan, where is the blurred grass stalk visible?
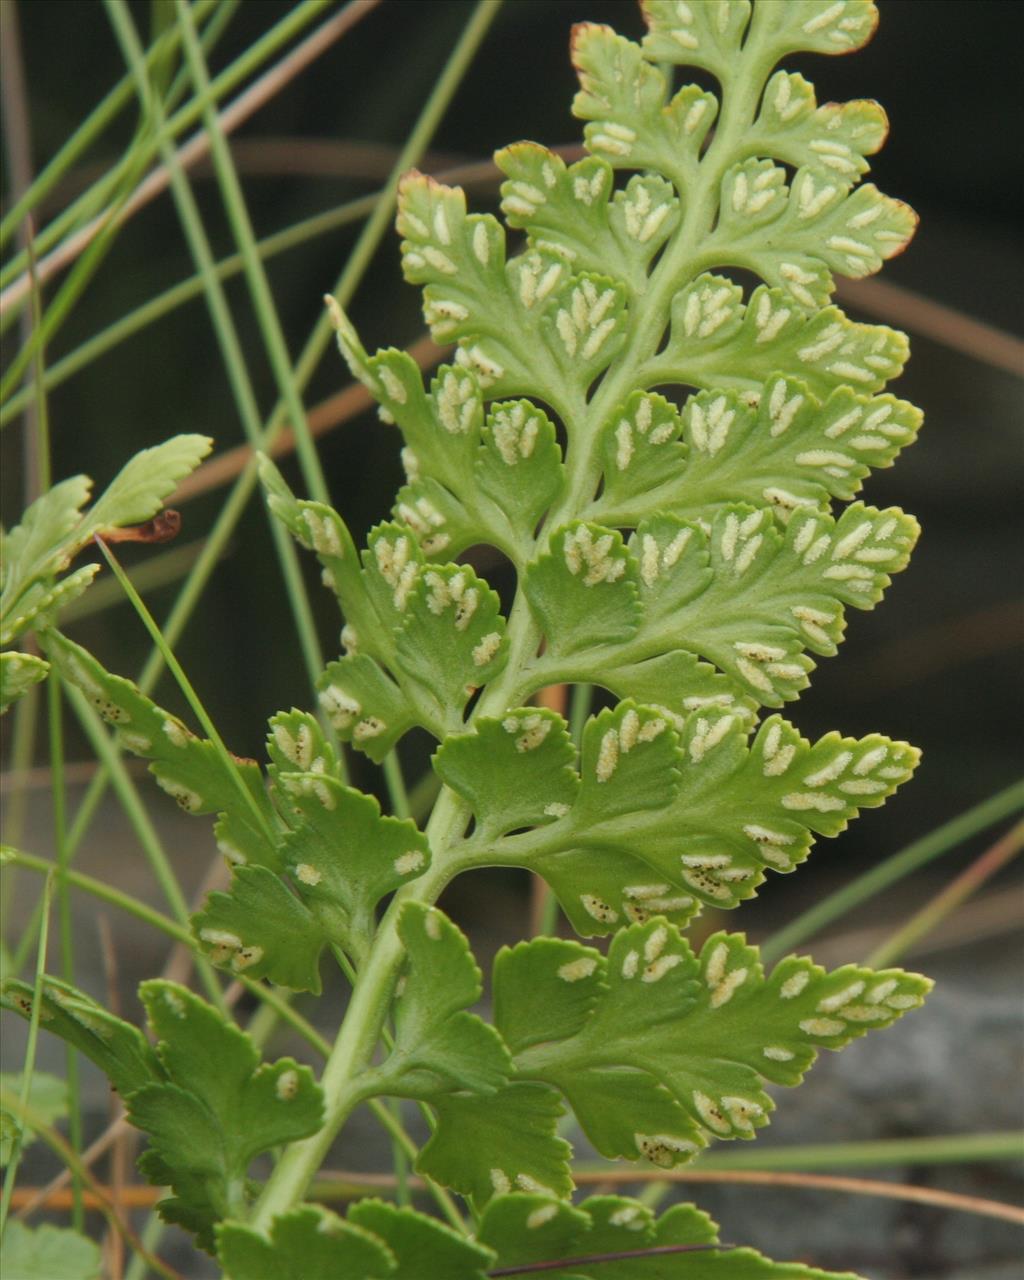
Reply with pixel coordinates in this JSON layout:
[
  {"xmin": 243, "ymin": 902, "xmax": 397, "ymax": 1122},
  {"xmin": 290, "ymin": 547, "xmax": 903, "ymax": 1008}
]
[{"xmin": 3, "ymin": 0, "xmax": 501, "ymax": 1265}]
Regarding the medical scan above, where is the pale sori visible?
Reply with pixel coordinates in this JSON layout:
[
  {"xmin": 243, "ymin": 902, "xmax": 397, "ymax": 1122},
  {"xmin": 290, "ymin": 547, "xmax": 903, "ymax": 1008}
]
[{"xmin": 3, "ymin": 0, "xmax": 931, "ymax": 1274}]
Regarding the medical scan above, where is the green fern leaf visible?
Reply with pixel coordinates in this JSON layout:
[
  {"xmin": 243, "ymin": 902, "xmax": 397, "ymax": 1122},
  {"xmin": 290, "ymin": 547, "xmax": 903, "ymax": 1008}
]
[
  {"xmin": 130, "ymin": 981, "xmax": 323, "ymax": 1251},
  {"xmin": 572, "ymin": 24, "xmax": 714, "ymax": 188},
  {"xmin": 79, "ymin": 434, "xmax": 212, "ymax": 535},
  {"xmin": 191, "ymin": 865, "xmax": 326, "ymax": 993},
  {"xmin": 217, "ymin": 1206, "xmax": 394, "ymax": 1280},
  {"xmin": 0, "ymin": 1221, "xmax": 102, "ymax": 1280},
  {"xmin": 433, "ymin": 709, "xmax": 579, "ymax": 840},
  {"xmin": 317, "ymin": 652, "xmax": 417, "ymax": 763},
  {"xmin": 510, "ymin": 706, "xmax": 919, "ymax": 928},
  {"xmin": 418, "ymin": 1082, "xmax": 573, "ymax": 1207},
  {"xmin": 347, "ymin": 1200, "xmax": 494, "ymax": 1278},
  {"xmin": 0, "ymin": 566, "xmax": 100, "ymax": 649},
  {"xmin": 0, "ymin": 475, "xmax": 93, "ymax": 610},
  {"xmin": 497, "ymin": 145, "xmax": 680, "ymax": 295},
  {"xmin": 757, "ymin": 0, "xmax": 879, "ymax": 58},
  {"xmin": 394, "ymin": 562, "xmax": 508, "ymax": 732},
  {"xmin": 0, "ymin": 650, "xmax": 50, "ymax": 713},
  {"xmin": 524, "ymin": 523, "xmax": 641, "ymax": 657},
  {"xmin": 1, "ymin": 976, "xmax": 161, "ymax": 1096},
  {"xmin": 588, "ymin": 380, "xmax": 920, "ymax": 526},
  {"xmin": 44, "ymin": 631, "xmax": 279, "ymax": 868},
  {"xmin": 195, "ymin": 715, "xmax": 432, "ymax": 986},
  {"xmin": 373, "ymin": 903, "xmax": 511, "ymax": 1097},
  {"xmin": 653, "ymin": 285, "xmax": 908, "ymax": 395},
  {"xmin": 640, "ymin": 0, "xmax": 754, "ymax": 79},
  {"xmin": 19, "ymin": 3, "xmax": 932, "ymax": 1260},
  {"xmin": 0, "ymin": 438, "xmax": 210, "ymax": 648},
  {"xmin": 495, "ymin": 921, "xmax": 930, "ymax": 1164},
  {"xmin": 475, "ymin": 399, "xmax": 566, "ymax": 542},
  {"xmin": 523, "ymin": 500, "xmax": 917, "ymax": 707},
  {"xmin": 478, "ymin": 1192, "xmax": 861, "ymax": 1279}
]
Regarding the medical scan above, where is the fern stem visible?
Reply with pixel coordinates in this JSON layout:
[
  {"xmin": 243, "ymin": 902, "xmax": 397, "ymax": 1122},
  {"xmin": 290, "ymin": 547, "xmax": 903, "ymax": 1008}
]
[
  {"xmin": 248, "ymin": 859, "xmax": 450, "ymax": 1229},
  {"xmin": 248, "ymin": 2, "xmax": 790, "ymax": 1229}
]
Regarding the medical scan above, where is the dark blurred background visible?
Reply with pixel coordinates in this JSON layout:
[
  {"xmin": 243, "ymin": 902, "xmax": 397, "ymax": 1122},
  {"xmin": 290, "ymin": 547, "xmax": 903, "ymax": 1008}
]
[{"xmin": 2, "ymin": 2, "xmax": 1022, "ymax": 1276}]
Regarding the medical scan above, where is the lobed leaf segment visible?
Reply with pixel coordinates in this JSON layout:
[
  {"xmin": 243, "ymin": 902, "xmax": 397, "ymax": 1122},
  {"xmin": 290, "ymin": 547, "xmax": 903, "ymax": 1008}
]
[
  {"xmin": 4, "ymin": 3, "xmax": 931, "ymax": 1276},
  {"xmin": 0, "ymin": 434, "xmax": 211, "ymax": 712}
]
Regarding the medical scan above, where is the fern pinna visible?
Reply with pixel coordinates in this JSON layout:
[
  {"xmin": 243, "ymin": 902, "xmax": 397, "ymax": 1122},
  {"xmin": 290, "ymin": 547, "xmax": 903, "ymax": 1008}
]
[{"xmin": 5, "ymin": 2, "xmax": 930, "ymax": 1275}]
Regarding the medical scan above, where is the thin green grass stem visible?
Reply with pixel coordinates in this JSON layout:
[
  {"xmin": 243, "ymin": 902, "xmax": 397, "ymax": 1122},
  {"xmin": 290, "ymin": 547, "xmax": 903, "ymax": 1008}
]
[
  {"xmin": 0, "ymin": 0, "xmax": 332, "ymax": 294},
  {"xmin": 535, "ymin": 886, "xmax": 561, "ymax": 939},
  {"xmin": 684, "ymin": 1132, "xmax": 1024, "ymax": 1171},
  {"xmin": 0, "ymin": 681, "xmax": 40, "ymax": 938},
  {"xmin": 0, "ymin": 194, "xmax": 377, "ymax": 427},
  {"xmin": 864, "ymin": 818, "xmax": 1024, "ymax": 969},
  {"xmin": 760, "ymin": 779, "xmax": 1024, "ymax": 964},
  {"xmin": 636, "ymin": 1179, "xmax": 672, "ymax": 1212},
  {"xmin": 123, "ymin": 1211, "xmax": 169, "ymax": 1280},
  {"xmin": 382, "ymin": 752, "xmax": 411, "ymax": 820},
  {"xmin": 570, "ymin": 1134, "xmax": 1024, "ymax": 1182},
  {"xmin": 46, "ymin": 0, "xmax": 500, "ymax": 950},
  {"xmin": 7, "ymin": 891, "xmax": 45, "ymax": 979},
  {"xmin": 0, "ymin": 871, "xmax": 53, "ymax": 1239},
  {"xmin": 25, "ymin": 235, "xmax": 50, "ymax": 490},
  {"xmin": 9, "ymin": 710, "xmax": 175, "ymax": 974},
  {"xmin": 59, "ymin": 540, "xmax": 205, "ymax": 624},
  {"xmin": 105, "ymin": 0, "xmax": 331, "ymax": 707},
  {"xmin": 0, "ymin": 115, "xmax": 161, "ymax": 402},
  {"xmin": 174, "ymin": 0, "xmax": 328, "ymax": 508},
  {"xmin": 244, "ymin": 999, "xmax": 288, "ymax": 1052},
  {"xmin": 46, "ymin": 673, "xmax": 84, "ymax": 1230},
  {"xmin": 0, "ymin": 1088, "xmax": 181, "ymax": 1280},
  {"xmin": 0, "ymin": 0, "xmax": 222, "ymax": 253},
  {"xmin": 390, "ymin": 1098, "xmax": 411, "ymax": 1209},
  {"xmin": 64, "ymin": 683, "xmax": 226, "ymax": 1008},
  {"xmin": 94, "ymin": 538, "xmax": 278, "ymax": 845},
  {"xmin": 0, "ymin": 239, "xmax": 48, "ymax": 943},
  {"xmin": 0, "ymin": 0, "xmax": 233, "ymax": 345},
  {"xmin": 28, "ymin": 257, "xmax": 86, "ymax": 1225},
  {"xmin": 4, "ymin": 846, "xmax": 189, "ymax": 948},
  {"xmin": 407, "ymin": 768, "xmax": 440, "ymax": 824},
  {"xmin": 243, "ymin": 987, "xmax": 328, "ymax": 1058}
]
